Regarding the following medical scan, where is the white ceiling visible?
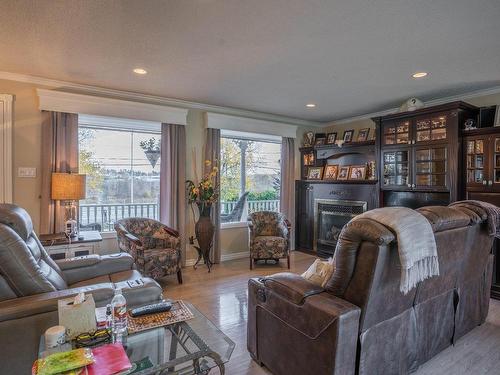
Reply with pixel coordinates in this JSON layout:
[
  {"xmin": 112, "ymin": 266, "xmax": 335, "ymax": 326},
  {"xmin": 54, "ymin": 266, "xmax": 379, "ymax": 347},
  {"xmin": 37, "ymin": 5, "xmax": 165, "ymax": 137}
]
[{"xmin": 0, "ymin": 0, "xmax": 499, "ymax": 122}]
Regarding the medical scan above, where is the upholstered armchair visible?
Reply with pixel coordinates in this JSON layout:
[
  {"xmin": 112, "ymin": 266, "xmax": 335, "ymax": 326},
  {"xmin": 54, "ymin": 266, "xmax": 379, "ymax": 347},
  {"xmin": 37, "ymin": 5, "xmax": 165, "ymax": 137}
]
[
  {"xmin": 248, "ymin": 211, "xmax": 291, "ymax": 270},
  {"xmin": 115, "ymin": 218, "xmax": 183, "ymax": 283}
]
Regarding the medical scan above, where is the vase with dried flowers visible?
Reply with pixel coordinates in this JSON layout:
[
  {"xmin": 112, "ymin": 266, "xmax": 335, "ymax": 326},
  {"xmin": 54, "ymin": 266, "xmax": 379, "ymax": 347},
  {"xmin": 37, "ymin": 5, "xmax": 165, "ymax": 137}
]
[{"xmin": 186, "ymin": 152, "xmax": 219, "ymax": 272}]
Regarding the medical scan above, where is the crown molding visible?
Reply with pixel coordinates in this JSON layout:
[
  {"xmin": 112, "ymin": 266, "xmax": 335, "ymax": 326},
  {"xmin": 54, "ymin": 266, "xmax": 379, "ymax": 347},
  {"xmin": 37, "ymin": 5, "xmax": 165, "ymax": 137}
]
[
  {"xmin": 0, "ymin": 71, "xmax": 322, "ymax": 128},
  {"xmin": 327, "ymin": 85, "xmax": 500, "ymax": 127}
]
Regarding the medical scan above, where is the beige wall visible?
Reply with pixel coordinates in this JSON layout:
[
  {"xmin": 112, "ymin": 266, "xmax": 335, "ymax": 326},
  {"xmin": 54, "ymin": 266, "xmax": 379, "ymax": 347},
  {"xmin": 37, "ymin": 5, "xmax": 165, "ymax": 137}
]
[{"xmin": 1, "ymin": 80, "xmax": 50, "ymax": 232}]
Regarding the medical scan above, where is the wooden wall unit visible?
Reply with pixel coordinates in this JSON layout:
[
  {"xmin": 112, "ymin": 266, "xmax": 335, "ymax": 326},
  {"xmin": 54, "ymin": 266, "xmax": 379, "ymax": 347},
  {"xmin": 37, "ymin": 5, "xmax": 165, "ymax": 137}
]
[
  {"xmin": 463, "ymin": 127, "xmax": 500, "ymax": 299},
  {"xmin": 374, "ymin": 101, "xmax": 478, "ymax": 208},
  {"xmin": 296, "ymin": 141, "xmax": 379, "ymax": 253}
]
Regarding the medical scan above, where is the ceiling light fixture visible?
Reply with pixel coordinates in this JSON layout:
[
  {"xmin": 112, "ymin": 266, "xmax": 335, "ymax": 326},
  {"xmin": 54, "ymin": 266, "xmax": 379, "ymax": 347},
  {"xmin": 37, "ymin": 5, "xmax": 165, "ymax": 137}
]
[
  {"xmin": 306, "ymin": 103, "xmax": 316, "ymax": 108},
  {"xmin": 412, "ymin": 72, "xmax": 428, "ymax": 79},
  {"xmin": 133, "ymin": 68, "xmax": 148, "ymax": 75}
]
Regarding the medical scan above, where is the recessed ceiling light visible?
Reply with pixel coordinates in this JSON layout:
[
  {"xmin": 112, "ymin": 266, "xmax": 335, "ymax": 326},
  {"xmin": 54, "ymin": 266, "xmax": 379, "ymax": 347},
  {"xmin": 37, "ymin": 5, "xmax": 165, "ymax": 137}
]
[
  {"xmin": 133, "ymin": 68, "xmax": 147, "ymax": 75},
  {"xmin": 306, "ymin": 103, "xmax": 316, "ymax": 108},
  {"xmin": 412, "ymin": 72, "xmax": 428, "ymax": 79}
]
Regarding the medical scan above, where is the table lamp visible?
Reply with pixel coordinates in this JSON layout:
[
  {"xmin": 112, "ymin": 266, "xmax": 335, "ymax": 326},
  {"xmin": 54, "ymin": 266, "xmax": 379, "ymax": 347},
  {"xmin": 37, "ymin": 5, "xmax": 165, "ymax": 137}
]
[{"xmin": 51, "ymin": 172, "xmax": 86, "ymax": 238}]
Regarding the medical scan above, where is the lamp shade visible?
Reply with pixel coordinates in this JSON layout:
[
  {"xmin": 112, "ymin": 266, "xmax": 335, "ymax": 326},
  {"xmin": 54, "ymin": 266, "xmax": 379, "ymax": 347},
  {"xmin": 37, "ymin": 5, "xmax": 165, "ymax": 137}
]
[{"xmin": 51, "ymin": 173, "xmax": 86, "ymax": 201}]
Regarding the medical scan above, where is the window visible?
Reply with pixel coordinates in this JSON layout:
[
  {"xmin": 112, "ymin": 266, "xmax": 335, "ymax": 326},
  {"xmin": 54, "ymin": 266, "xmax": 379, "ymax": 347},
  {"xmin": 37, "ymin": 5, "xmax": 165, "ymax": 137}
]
[
  {"xmin": 78, "ymin": 126, "xmax": 161, "ymax": 232},
  {"xmin": 220, "ymin": 131, "xmax": 281, "ymax": 225}
]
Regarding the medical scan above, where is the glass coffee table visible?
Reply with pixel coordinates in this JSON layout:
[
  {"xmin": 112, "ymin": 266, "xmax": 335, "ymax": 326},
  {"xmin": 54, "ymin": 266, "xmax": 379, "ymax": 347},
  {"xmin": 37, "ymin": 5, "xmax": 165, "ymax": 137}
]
[{"xmin": 39, "ymin": 302, "xmax": 235, "ymax": 374}]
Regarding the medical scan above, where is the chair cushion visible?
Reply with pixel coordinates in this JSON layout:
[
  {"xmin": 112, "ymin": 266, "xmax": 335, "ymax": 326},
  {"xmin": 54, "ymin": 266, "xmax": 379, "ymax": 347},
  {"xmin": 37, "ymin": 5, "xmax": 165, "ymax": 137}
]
[
  {"xmin": 136, "ymin": 248, "xmax": 180, "ymax": 279},
  {"xmin": 251, "ymin": 236, "xmax": 288, "ymax": 259}
]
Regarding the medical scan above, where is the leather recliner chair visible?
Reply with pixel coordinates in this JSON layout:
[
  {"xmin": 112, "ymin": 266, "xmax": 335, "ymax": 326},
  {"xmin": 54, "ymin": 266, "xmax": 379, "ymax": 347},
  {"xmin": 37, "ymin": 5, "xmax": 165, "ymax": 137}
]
[
  {"xmin": 0, "ymin": 204, "xmax": 163, "ymax": 374},
  {"xmin": 248, "ymin": 203, "xmax": 497, "ymax": 375}
]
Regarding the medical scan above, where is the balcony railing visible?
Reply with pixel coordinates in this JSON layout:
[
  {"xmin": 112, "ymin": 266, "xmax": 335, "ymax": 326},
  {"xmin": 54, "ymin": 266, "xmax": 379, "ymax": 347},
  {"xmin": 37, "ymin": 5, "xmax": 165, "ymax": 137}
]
[
  {"xmin": 79, "ymin": 203, "xmax": 159, "ymax": 232},
  {"xmin": 220, "ymin": 199, "xmax": 280, "ymax": 215},
  {"xmin": 80, "ymin": 199, "xmax": 280, "ymax": 232}
]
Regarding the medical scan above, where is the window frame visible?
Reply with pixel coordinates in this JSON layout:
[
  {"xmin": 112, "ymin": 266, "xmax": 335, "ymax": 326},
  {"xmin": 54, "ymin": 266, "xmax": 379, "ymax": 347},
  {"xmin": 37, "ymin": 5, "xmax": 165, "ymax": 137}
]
[
  {"xmin": 78, "ymin": 115, "xmax": 161, "ymax": 234},
  {"xmin": 219, "ymin": 130, "xmax": 282, "ymax": 228}
]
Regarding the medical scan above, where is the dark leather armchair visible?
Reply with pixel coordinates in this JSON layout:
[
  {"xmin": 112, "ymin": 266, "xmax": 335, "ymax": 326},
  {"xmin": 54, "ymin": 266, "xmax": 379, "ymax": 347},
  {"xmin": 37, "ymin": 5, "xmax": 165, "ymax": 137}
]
[
  {"xmin": 0, "ymin": 204, "xmax": 163, "ymax": 374},
  {"xmin": 248, "ymin": 204, "xmax": 497, "ymax": 375}
]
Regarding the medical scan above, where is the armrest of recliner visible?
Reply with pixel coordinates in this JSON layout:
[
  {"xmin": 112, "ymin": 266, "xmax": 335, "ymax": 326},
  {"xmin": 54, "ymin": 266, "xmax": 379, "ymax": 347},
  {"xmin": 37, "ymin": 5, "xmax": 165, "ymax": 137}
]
[
  {"xmin": 261, "ymin": 272, "xmax": 325, "ymax": 305},
  {"xmin": 0, "ymin": 283, "xmax": 115, "ymax": 322},
  {"xmin": 248, "ymin": 275, "xmax": 360, "ymax": 374},
  {"xmin": 58, "ymin": 253, "xmax": 135, "ymax": 285}
]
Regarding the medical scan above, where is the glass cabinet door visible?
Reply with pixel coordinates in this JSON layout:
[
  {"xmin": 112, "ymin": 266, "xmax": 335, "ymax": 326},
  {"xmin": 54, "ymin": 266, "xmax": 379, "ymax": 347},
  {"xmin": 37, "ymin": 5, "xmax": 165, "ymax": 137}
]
[
  {"xmin": 383, "ymin": 150, "xmax": 409, "ymax": 187},
  {"xmin": 494, "ymin": 138, "xmax": 500, "ymax": 185},
  {"xmin": 415, "ymin": 115, "xmax": 447, "ymax": 143},
  {"xmin": 383, "ymin": 121, "xmax": 410, "ymax": 145},
  {"xmin": 414, "ymin": 147, "xmax": 447, "ymax": 189},
  {"xmin": 466, "ymin": 139, "xmax": 485, "ymax": 185}
]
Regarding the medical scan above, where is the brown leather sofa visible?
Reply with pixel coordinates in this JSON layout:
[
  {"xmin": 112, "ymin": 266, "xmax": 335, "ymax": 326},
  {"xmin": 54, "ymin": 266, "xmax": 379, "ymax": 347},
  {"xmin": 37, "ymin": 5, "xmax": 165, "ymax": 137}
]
[
  {"xmin": 248, "ymin": 204, "xmax": 496, "ymax": 375},
  {"xmin": 0, "ymin": 204, "xmax": 163, "ymax": 374}
]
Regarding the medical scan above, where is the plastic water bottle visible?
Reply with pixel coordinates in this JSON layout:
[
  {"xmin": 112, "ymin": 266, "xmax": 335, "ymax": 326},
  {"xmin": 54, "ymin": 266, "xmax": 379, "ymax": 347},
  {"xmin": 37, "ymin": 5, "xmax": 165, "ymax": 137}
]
[{"xmin": 111, "ymin": 289, "xmax": 127, "ymax": 335}]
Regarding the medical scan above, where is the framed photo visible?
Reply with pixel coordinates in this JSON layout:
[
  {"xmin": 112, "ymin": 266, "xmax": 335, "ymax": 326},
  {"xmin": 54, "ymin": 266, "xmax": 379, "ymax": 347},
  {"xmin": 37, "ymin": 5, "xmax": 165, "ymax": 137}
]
[
  {"xmin": 337, "ymin": 166, "xmax": 350, "ymax": 180},
  {"xmin": 307, "ymin": 166, "xmax": 324, "ymax": 180},
  {"xmin": 303, "ymin": 131, "xmax": 314, "ymax": 147},
  {"xmin": 326, "ymin": 132, "xmax": 338, "ymax": 145},
  {"xmin": 303, "ymin": 152, "xmax": 314, "ymax": 166},
  {"xmin": 343, "ymin": 130, "xmax": 354, "ymax": 143},
  {"xmin": 356, "ymin": 128, "xmax": 370, "ymax": 142},
  {"xmin": 323, "ymin": 164, "xmax": 339, "ymax": 180},
  {"xmin": 315, "ymin": 137, "xmax": 326, "ymax": 146},
  {"xmin": 348, "ymin": 165, "xmax": 367, "ymax": 180}
]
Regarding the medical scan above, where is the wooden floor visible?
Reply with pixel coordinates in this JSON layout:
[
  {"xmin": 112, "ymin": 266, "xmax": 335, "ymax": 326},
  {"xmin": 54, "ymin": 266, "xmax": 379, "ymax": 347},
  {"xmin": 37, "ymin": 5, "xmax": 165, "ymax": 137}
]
[{"xmin": 160, "ymin": 251, "xmax": 500, "ymax": 375}]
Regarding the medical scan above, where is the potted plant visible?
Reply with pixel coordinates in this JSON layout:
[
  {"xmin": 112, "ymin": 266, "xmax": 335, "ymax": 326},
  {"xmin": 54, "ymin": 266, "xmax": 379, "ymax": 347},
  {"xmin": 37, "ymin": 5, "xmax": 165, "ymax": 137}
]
[
  {"xmin": 186, "ymin": 155, "xmax": 219, "ymax": 272},
  {"xmin": 139, "ymin": 138, "xmax": 161, "ymax": 168}
]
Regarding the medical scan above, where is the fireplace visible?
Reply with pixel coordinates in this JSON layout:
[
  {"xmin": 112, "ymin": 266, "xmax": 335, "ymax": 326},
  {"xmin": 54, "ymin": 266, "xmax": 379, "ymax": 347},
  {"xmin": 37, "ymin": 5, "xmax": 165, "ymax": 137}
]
[{"xmin": 314, "ymin": 199, "xmax": 367, "ymax": 258}]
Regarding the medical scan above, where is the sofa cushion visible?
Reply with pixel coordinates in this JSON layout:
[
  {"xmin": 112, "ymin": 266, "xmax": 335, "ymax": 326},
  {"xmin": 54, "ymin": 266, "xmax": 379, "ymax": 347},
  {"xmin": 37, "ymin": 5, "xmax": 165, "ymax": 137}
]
[
  {"xmin": 416, "ymin": 206, "xmax": 470, "ymax": 232},
  {"xmin": 109, "ymin": 270, "xmax": 144, "ymax": 283},
  {"xmin": 70, "ymin": 275, "xmax": 111, "ymax": 288}
]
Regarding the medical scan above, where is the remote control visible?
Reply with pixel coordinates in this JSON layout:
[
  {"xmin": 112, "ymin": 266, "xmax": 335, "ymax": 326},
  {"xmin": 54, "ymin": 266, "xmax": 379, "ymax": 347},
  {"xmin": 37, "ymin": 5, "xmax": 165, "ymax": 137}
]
[{"xmin": 129, "ymin": 301, "xmax": 173, "ymax": 317}]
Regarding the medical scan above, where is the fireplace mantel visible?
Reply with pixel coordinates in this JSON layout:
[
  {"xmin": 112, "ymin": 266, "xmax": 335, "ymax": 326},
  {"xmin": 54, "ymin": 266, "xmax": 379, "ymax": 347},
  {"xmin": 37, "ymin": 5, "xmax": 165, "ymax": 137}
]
[{"xmin": 295, "ymin": 180, "xmax": 379, "ymax": 255}]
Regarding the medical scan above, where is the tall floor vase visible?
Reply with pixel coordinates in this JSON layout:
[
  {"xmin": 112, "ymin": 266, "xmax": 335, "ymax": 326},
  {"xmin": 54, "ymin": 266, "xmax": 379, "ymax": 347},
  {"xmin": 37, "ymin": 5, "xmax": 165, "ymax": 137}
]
[{"xmin": 193, "ymin": 204, "xmax": 215, "ymax": 272}]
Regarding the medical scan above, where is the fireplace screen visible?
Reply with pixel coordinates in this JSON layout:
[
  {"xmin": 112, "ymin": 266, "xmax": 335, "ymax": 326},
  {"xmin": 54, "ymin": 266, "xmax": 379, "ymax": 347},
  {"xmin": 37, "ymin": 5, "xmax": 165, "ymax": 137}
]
[{"xmin": 314, "ymin": 199, "xmax": 367, "ymax": 257}]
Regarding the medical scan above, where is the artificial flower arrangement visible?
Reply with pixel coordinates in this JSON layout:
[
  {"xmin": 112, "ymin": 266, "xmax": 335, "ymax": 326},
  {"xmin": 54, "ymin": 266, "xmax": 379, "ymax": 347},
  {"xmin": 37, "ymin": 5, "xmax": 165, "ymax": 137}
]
[{"xmin": 186, "ymin": 150, "xmax": 220, "ymax": 218}]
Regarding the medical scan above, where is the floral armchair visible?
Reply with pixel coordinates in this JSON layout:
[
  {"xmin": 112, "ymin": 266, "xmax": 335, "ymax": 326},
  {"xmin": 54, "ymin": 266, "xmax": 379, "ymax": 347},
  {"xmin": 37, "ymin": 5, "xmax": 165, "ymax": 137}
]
[
  {"xmin": 115, "ymin": 218, "xmax": 182, "ymax": 283},
  {"xmin": 248, "ymin": 211, "xmax": 291, "ymax": 270}
]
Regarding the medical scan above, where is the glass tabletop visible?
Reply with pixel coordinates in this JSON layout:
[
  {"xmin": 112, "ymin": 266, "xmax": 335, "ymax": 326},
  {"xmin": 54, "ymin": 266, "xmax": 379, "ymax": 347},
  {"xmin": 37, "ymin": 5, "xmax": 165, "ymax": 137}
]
[{"xmin": 39, "ymin": 302, "xmax": 235, "ymax": 375}]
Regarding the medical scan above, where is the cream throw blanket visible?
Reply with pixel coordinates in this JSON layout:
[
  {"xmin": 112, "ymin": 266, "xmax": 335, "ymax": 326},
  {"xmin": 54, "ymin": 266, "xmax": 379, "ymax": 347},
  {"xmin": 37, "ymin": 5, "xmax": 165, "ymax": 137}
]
[{"xmin": 356, "ymin": 207, "xmax": 439, "ymax": 294}]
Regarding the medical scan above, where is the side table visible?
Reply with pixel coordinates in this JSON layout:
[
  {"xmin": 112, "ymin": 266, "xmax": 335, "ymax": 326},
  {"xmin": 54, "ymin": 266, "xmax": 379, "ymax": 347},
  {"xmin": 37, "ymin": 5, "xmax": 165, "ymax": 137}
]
[{"xmin": 39, "ymin": 231, "xmax": 103, "ymax": 260}]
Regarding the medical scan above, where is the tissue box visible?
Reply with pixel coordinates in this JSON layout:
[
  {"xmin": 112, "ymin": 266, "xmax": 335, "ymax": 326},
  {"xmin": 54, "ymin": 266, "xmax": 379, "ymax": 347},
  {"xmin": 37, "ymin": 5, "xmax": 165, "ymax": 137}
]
[{"xmin": 58, "ymin": 294, "xmax": 97, "ymax": 339}]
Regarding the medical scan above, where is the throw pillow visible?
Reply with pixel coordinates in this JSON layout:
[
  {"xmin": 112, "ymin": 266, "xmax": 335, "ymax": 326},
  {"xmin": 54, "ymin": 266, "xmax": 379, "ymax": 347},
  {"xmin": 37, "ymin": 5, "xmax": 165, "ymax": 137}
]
[{"xmin": 301, "ymin": 258, "xmax": 335, "ymax": 287}]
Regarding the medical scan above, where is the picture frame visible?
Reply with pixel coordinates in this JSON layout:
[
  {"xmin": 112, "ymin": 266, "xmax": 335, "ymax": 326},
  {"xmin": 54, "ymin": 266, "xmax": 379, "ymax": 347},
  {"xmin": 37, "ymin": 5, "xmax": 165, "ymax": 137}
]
[
  {"xmin": 356, "ymin": 128, "xmax": 370, "ymax": 142},
  {"xmin": 343, "ymin": 130, "xmax": 354, "ymax": 143},
  {"xmin": 326, "ymin": 132, "xmax": 338, "ymax": 145},
  {"xmin": 303, "ymin": 131, "xmax": 314, "ymax": 147},
  {"xmin": 337, "ymin": 166, "xmax": 350, "ymax": 180},
  {"xmin": 348, "ymin": 165, "xmax": 367, "ymax": 180},
  {"xmin": 315, "ymin": 137, "xmax": 326, "ymax": 146},
  {"xmin": 307, "ymin": 166, "xmax": 324, "ymax": 180},
  {"xmin": 303, "ymin": 152, "xmax": 314, "ymax": 166},
  {"xmin": 323, "ymin": 164, "xmax": 339, "ymax": 180}
]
